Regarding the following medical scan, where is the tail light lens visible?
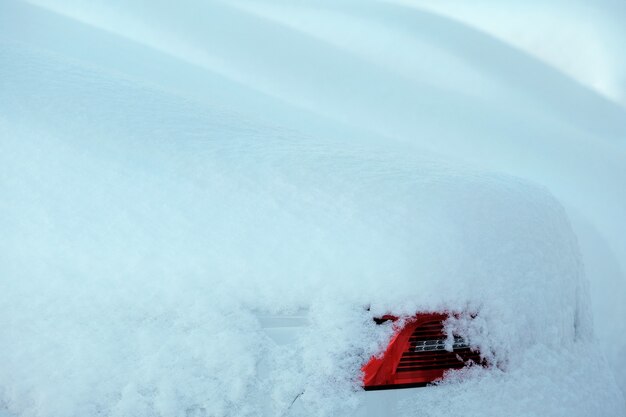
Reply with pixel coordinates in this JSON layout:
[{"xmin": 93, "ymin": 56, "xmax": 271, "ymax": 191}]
[{"xmin": 362, "ymin": 312, "xmax": 481, "ymax": 390}]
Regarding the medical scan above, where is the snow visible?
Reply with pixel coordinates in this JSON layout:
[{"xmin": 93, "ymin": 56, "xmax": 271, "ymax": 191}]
[
  {"xmin": 394, "ymin": 0, "xmax": 626, "ymax": 107},
  {"xmin": 1, "ymin": 0, "xmax": 625, "ymax": 416}
]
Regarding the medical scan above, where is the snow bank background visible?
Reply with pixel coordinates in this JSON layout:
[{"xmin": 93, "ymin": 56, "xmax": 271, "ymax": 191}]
[{"xmin": 1, "ymin": 0, "xmax": 625, "ymax": 416}]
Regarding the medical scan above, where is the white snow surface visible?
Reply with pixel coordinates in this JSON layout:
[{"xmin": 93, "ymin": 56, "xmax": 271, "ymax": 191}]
[{"xmin": 1, "ymin": 1, "xmax": 625, "ymax": 416}]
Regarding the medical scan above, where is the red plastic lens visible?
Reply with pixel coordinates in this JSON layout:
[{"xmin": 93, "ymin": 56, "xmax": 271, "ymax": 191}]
[{"xmin": 362, "ymin": 313, "xmax": 481, "ymax": 390}]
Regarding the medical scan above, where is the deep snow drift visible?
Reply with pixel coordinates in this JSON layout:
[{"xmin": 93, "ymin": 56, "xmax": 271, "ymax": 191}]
[{"xmin": 1, "ymin": 0, "xmax": 625, "ymax": 416}]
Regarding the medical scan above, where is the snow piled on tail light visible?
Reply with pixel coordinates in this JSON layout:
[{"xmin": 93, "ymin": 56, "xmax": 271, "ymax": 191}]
[
  {"xmin": 363, "ymin": 313, "xmax": 482, "ymax": 390},
  {"xmin": 0, "ymin": 1, "xmax": 624, "ymax": 416}
]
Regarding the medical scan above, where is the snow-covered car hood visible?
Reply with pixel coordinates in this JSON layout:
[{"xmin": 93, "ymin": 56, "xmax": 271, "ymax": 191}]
[{"xmin": 1, "ymin": 1, "xmax": 625, "ymax": 416}]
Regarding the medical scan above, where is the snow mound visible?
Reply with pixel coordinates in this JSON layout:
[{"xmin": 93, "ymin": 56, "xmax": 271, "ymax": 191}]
[{"xmin": 1, "ymin": 34, "xmax": 623, "ymax": 416}]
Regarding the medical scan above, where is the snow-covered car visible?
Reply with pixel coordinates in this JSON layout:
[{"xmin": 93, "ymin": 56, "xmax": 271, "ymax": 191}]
[
  {"xmin": 0, "ymin": 42, "xmax": 616, "ymax": 416},
  {"xmin": 1, "ymin": 1, "xmax": 625, "ymax": 417}
]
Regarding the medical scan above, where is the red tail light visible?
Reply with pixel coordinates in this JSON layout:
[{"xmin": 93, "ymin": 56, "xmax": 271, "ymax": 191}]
[{"xmin": 362, "ymin": 313, "xmax": 481, "ymax": 390}]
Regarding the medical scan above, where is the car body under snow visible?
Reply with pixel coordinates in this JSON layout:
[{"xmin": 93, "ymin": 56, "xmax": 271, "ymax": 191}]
[{"xmin": 1, "ymin": 1, "xmax": 625, "ymax": 417}]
